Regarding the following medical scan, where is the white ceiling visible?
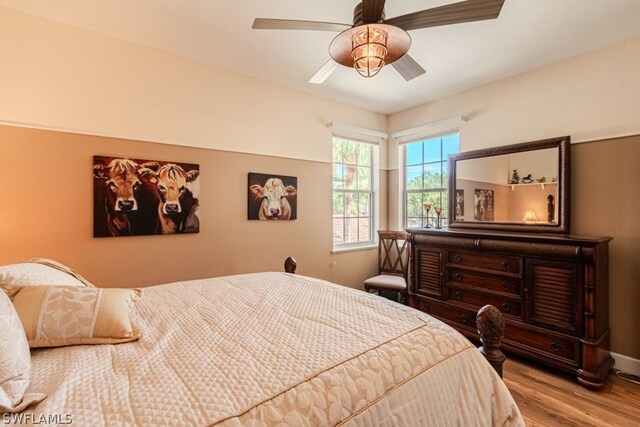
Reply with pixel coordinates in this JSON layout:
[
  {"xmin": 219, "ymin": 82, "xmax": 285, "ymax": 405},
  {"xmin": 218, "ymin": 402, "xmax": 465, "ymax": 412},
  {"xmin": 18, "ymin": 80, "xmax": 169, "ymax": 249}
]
[{"xmin": 3, "ymin": 0, "xmax": 640, "ymax": 115}]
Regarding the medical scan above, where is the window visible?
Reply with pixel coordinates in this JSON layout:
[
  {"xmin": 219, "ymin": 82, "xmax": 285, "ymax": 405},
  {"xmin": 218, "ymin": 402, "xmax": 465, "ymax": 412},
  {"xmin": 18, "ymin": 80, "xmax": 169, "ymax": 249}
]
[
  {"xmin": 403, "ymin": 133, "xmax": 459, "ymax": 228},
  {"xmin": 333, "ymin": 137, "xmax": 376, "ymax": 249}
]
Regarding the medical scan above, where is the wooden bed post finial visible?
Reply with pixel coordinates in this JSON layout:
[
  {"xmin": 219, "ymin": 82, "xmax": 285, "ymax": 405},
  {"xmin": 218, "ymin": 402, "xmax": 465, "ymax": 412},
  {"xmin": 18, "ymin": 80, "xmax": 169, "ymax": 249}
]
[
  {"xmin": 284, "ymin": 257, "xmax": 297, "ymax": 274},
  {"xmin": 477, "ymin": 304, "xmax": 506, "ymax": 378}
]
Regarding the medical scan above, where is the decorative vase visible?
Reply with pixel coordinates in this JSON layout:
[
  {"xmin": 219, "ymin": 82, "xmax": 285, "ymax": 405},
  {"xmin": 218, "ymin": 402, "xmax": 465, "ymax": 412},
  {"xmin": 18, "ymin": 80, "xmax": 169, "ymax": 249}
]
[
  {"xmin": 423, "ymin": 203, "xmax": 432, "ymax": 228},
  {"xmin": 434, "ymin": 206, "xmax": 442, "ymax": 229}
]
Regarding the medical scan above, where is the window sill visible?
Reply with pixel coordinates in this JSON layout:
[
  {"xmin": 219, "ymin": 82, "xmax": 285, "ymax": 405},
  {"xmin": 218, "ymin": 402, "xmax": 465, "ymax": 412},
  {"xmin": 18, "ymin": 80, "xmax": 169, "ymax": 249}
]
[{"xmin": 331, "ymin": 244, "xmax": 377, "ymax": 254}]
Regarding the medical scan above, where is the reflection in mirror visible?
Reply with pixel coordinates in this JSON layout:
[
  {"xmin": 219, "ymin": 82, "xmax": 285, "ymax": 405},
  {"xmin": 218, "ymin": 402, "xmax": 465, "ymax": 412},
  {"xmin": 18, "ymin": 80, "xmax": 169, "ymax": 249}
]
[
  {"xmin": 448, "ymin": 136, "xmax": 570, "ymax": 234},
  {"xmin": 455, "ymin": 148, "xmax": 559, "ymax": 224}
]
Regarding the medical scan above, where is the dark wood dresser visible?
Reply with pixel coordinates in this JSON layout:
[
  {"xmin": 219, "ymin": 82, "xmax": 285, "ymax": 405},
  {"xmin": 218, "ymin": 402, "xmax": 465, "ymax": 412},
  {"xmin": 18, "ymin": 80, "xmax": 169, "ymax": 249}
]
[{"xmin": 407, "ymin": 228, "xmax": 612, "ymax": 388}]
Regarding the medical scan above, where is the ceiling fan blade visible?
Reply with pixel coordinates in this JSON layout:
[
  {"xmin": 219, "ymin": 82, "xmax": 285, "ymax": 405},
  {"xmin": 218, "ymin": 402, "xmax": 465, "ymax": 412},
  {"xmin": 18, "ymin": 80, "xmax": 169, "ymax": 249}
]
[
  {"xmin": 362, "ymin": 0, "xmax": 387, "ymax": 23},
  {"xmin": 252, "ymin": 18, "xmax": 352, "ymax": 32},
  {"xmin": 309, "ymin": 60, "xmax": 338, "ymax": 84},
  {"xmin": 384, "ymin": 0, "xmax": 505, "ymax": 31},
  {"xmin": 392, "ymin": 54, "xmax": 426, "ymax": 81}
]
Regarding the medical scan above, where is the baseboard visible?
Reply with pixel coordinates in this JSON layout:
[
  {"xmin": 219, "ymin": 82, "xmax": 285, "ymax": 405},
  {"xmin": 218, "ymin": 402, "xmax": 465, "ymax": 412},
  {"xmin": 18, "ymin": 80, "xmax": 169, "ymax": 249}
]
[{"xmin": 612, "ymin": 352, "xmax": 640, "ymax": 375}]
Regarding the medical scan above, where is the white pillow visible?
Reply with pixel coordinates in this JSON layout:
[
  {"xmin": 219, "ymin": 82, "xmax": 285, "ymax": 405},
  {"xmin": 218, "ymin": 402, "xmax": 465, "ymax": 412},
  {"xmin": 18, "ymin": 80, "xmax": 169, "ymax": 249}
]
[
  {"xmin": 0, "ymin": 259, "xmax": 92, "ymax": 288},
  {"xmin": 0, "ymin": 291, "xmax": 46, "ymax": 412}
]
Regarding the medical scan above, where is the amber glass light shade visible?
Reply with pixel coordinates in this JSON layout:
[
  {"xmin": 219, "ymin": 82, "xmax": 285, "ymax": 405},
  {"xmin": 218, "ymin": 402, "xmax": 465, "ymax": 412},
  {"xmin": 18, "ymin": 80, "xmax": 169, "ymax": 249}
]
[{"xmin": 351, "ymin": 26, "xmax": 388, "ymax": 77}]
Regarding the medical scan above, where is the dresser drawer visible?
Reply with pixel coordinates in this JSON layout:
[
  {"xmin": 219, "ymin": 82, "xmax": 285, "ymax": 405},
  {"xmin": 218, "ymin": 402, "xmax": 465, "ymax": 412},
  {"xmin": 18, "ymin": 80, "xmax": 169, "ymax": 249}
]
[
  {"xmin": 505, "ymin": 323, "xmax": 579, "ymax": 365},
  {"xmin": 414, "ymin": 297, "xmax": 477, "ymax": 329},
  {"xmin": 448, "ymin": 250, "xmax": 522, "ymax": 276},
  {"xmin": 447, "ymin": 268, "xmax": 521, "ymax": 295},
  {"xmin": 446, "ymin": 285, "xmax": 522, "ymax": 318}
]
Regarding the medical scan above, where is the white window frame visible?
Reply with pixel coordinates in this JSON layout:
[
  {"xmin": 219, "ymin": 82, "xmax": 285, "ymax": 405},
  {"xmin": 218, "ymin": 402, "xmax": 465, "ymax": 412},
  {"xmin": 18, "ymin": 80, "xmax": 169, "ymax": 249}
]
[
  {"xmin": 332, "ymin": 136, "xmax": 379, "ymax": 252},
  {"xmin": 401, "ymin": 132, "xmax": 460, "ymax": 229}
]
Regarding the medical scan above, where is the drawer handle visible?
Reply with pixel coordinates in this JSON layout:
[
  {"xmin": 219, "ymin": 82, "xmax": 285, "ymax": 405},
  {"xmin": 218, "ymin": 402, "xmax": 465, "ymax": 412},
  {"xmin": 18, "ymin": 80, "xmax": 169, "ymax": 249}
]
[
  {"xmin": 501, "ymin": 303, "xmax": 511, "ymax": 312},
  {"xmin": 454, "ymin": 255, "xmax": 462, "ymax": 263},
  {"xmin": 455, "ymin": 273, "xmax": 464, "ymax": 281},
  {"xmin": 460, "ymin": 314, "xmax": 469, "ymax": 324},
  {"xmin": 501, "ymin": 261, "xmax": 512, "ymax": 270},
  {"xmin": 550, "ymin": 342, "xmax": 561, "ymax": 352},
  {"xmin": 502, "ymin": 281, "xmax": 512, "ymax": 290},
  {"xmin": 455, "ymin": 291, "xmax": 464, "ymax": 300}
]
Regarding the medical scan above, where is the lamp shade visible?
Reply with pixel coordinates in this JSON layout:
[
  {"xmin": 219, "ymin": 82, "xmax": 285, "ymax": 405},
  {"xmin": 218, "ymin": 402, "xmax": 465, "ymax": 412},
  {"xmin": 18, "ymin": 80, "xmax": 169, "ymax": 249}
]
[{"xmin": 523, "ymin": 209, "xmax": 538, "ymax": 222}]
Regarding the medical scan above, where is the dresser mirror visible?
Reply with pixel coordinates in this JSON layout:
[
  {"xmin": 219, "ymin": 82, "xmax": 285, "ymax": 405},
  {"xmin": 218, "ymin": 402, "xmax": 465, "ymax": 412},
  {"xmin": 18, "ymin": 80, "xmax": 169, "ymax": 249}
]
[{"xmin": 448, "ymin": 136, "xmax": 570, "ymax": 233}]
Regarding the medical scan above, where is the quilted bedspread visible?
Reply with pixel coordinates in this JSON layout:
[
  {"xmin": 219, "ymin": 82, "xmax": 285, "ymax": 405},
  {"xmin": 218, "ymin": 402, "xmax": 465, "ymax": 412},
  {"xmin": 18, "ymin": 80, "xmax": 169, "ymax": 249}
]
[{"xmin": 17, "ymin": 272, "xmax": 522, "ymax": 426}]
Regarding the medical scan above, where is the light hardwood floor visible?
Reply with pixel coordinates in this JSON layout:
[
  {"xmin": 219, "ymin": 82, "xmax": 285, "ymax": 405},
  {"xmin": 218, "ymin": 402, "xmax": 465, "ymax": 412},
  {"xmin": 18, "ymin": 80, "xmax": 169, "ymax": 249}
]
[{"xmin": 503, "ymin": 356, "xmax": 640, "ymax": 426}]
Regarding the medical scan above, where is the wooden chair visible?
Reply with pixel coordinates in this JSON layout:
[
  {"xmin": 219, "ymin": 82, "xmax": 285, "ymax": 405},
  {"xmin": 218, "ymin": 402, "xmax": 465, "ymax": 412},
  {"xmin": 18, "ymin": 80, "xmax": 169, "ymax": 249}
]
[{"xmin": 364, "ymin": 230, "xmax": 410, "ymax": 303}]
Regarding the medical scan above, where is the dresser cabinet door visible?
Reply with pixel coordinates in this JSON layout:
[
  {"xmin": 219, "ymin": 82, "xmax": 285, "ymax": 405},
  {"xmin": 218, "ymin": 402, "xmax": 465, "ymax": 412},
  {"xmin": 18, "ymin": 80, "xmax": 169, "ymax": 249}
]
[
  {"xmin": 414, "ymin": 247, "xmax": 444, "ymax": 298},
  {"xmin": 526, "ymin": 259, "xmax": 583, "ymax": 334}
]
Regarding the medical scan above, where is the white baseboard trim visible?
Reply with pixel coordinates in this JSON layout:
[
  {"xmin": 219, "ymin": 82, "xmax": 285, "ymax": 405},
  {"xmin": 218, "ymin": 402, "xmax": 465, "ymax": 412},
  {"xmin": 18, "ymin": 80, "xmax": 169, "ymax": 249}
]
[{"xmin": 612, "ymin": 352, "xmax": 640, "ymax": 375}]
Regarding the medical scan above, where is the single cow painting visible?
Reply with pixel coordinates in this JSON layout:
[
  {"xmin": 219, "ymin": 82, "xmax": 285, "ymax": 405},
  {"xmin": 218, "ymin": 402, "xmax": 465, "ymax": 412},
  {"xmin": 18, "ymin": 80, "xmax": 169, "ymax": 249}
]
[
  {"xmin": 93, "ymin": 156, "xmax": 200, "ymax": 237},
  {"xmin": 248, "ymin": 173, "xmax": 297, "ymax": 220}
]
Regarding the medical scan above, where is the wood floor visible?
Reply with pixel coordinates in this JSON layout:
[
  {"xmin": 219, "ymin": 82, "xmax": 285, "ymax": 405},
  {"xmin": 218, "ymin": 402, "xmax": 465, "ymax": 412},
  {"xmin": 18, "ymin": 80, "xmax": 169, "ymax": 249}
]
[{"xmin": 503, "ymin": 356, "xmax": 640, "ymax": 426}]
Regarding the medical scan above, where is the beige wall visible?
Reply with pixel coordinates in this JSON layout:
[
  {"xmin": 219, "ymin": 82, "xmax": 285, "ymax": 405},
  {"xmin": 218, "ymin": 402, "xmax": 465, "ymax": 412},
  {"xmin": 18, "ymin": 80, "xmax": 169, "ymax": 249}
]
[
  {"xmin": 388, "ymin": 35, "xmax": 640, "ymax": 166},
  {"xmin": 0, "ymin": 7, "xmax": 387, "ymax": 166},
  {"xmin": 0, "ymin": 125, "xmax": 383, "ymax": 290},
  {"xmin": 0, "ymin": 7, "xmax": 389, "ymax": 290},
  {"xmin": 1, "ymin": 5, "xmax": 638, "ymax": 361},
  {"xmin": 387, "ymin": 37, "xmax": 640, "ymax": 360}
]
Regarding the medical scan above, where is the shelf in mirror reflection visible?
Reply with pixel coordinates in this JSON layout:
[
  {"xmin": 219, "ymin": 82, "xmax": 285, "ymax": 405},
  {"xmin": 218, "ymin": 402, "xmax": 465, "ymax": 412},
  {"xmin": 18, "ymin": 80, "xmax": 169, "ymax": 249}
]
[{"xmin": 508, "ymin": 182, "xmax": 557, "ymax": 191}]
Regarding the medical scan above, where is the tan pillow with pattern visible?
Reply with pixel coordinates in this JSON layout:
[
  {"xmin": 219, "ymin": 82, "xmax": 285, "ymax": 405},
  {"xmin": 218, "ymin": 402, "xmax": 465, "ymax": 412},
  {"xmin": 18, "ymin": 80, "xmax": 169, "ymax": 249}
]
[
  {"xmin": 0, "ymin": 291, "xmax": 46, "ymax": 412},
  {"xmin": 5, "ymin": 286, "xmax": 141, "ymax": 348}
]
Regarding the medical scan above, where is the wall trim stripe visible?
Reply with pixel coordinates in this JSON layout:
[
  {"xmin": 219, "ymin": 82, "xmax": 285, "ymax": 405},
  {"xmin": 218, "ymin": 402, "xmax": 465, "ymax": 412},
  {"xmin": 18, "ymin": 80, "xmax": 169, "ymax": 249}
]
[
  {"xmin": 0, "ymin": 119, "xmax": 335, "ymax": 165},
  {"xmin": 2, "ymin": 119, "xmax": 638, "ymax": 172}
]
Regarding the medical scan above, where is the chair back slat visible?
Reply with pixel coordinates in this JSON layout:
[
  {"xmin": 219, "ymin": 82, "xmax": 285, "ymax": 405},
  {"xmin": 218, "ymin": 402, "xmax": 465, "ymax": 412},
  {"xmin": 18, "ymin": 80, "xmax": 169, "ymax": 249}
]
[{"xmin": 377, "ymin": 230, "xmax": 410, "ymax": 278}]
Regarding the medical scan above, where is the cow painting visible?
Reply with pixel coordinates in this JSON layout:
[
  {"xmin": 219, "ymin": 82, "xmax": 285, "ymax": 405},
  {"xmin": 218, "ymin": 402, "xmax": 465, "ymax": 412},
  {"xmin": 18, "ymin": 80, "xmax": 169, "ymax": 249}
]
[
  {"xmin": 139, "ymin": 164, "xmax": 200, "ymax": 234},
  {"xmin": 93, "ymin": 156, "xmax": 200, "ymax": 237},
  {"xmin": 248, "ymin": 173, "xmax": 297, "ymax": 220}
]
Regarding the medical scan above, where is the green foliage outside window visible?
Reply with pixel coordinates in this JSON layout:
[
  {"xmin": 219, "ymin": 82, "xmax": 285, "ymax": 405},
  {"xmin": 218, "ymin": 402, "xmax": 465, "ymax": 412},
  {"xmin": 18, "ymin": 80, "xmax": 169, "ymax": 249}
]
[
  {"xmin": 333, "ymin": 138, "xmax": 374, "ymax": 246},
  {"xmin": 404, "ymin": 134, "xmax": 459, "ymax": 228}
]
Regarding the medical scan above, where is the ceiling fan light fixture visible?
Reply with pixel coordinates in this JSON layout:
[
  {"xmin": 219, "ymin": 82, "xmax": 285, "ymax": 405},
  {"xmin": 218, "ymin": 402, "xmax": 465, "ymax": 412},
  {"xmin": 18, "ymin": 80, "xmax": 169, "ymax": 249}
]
[{"xmin": 351, "ymin": 25, "xmax": 388, "ymax": 77}]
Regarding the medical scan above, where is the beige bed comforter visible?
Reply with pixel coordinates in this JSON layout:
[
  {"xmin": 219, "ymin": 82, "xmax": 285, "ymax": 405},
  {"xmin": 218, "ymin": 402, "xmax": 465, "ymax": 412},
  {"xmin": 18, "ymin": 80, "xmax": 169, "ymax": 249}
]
[{"xmin": 17, "ymin": 272, "xmax": 522, "ymax": 426}]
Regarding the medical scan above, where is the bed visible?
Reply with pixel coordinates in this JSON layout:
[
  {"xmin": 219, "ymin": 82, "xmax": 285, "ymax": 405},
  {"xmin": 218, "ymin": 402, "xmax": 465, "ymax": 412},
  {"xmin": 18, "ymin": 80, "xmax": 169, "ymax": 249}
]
[{"xmin": 14, "ymin": 260, "xmax": 523, "ymax": 426}]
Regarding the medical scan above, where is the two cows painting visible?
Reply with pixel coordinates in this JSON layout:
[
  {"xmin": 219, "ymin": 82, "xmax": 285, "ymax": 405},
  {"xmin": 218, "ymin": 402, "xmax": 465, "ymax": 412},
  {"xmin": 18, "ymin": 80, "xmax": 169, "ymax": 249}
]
[
  {"xmin": 94, "ymin": 159, "xmax": 295, "ymax": 237},
  {"xmin": 93, "ymin": 156, "xmax": 200, "ymax": 237}
]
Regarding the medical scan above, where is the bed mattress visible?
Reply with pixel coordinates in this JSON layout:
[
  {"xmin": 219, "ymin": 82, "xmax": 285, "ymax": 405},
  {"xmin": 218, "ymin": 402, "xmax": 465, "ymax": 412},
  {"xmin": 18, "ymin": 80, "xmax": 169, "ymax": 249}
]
[{"xmin": 17, "ymin": 272, "xmax": 522, "ymax": 426}]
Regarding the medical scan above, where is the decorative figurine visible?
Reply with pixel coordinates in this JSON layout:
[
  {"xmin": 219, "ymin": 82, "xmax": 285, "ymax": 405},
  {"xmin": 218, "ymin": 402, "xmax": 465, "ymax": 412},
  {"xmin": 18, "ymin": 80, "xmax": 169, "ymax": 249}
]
[
  {"xmin": 521, "ymin": 174, "xmax": 534, "ymax": 184},
  {"xmin": 510, "ymin": 170, "xmax": 520, "ymax": 184},
  {"xmin": 423, "ymin": 203, "xmax": 432, "ymax": 228},
  {"xmin": 536, "ymin": 177, "xmax": 546, "ymax": 183},
  {"xmin": 547, "ymin": 195, "xmax": 555, "ymax": 222},
  {"xmin": 434, "ymin": 206, "xmax": 443, "ymax": 229}
]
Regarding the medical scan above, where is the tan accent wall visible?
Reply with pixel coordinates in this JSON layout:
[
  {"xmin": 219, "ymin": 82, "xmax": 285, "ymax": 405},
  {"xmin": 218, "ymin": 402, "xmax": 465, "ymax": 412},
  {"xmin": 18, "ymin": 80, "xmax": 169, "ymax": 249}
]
[
  {"xmin": 571, "ymin": 136, "xmax": 640, "ymax": 359},
  {"xmin": 0, "ymin": 125, "xmax": 385, "ymax": 290}
]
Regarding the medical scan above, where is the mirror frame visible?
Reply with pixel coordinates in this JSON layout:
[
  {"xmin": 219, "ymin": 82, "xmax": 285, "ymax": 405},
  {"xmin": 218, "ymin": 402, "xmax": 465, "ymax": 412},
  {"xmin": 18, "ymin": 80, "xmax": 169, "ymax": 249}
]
[{"xmin": 448, "ymin": 136, "xmax": 571, "ymax": 234}]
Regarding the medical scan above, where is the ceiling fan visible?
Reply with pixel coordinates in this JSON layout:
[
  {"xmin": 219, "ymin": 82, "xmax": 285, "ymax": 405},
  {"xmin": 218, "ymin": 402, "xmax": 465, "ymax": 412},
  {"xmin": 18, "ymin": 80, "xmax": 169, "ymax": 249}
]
[{"xmin": 252, "ymin": 0, "xmax": 505, "ymax": 84}]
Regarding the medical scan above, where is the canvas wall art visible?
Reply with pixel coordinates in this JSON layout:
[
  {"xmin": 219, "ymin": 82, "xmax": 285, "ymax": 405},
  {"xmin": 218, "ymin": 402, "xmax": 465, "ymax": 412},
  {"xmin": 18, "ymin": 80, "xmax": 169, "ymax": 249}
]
[
  {"xmin": 248, "ymin": 173, "xmax": 297, "ymax": 220},
  {"xmin": 474, "ymin": 189, "xmax": 494, "ymax": 221},
  {"xmin": 455, "ymin": 189, "xmax": 464, "ymax": 217},
  {"xmin": 93, "ymin": 156, "xmax": 200, "ymax": 237}
]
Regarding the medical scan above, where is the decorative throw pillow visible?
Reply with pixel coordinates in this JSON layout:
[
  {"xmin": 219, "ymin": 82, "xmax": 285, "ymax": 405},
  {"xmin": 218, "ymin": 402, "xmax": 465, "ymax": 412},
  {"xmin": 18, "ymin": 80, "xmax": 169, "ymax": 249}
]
[
  {"xmin": 8, "ymin": 286, "xmax": 142, "ymax": 348},
  {"xmin": 0, "ymin": 259, "xmax": 95, "ymax": 288},
  {"xmin": 0, "ymin": 291, "xmax": 46, "ymax": 413}
]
